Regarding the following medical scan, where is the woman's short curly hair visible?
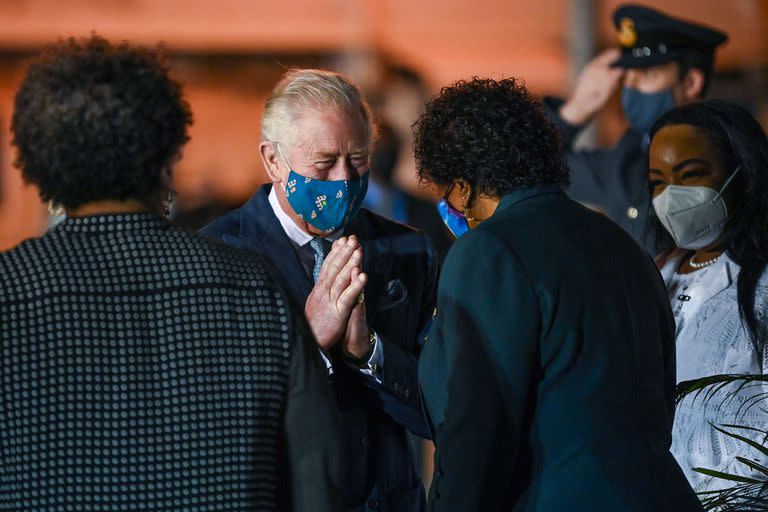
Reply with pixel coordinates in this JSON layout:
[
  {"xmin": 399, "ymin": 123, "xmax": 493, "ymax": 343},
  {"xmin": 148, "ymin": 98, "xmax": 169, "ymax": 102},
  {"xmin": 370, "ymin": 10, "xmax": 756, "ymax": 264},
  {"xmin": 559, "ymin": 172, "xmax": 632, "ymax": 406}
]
[
  {"xmin": 11, "ymin": 35, "xmax": 193, "ymax": 209},
  {"xmin": 413, "ymin": 77, "xmax": 569, "ymax": 197}
]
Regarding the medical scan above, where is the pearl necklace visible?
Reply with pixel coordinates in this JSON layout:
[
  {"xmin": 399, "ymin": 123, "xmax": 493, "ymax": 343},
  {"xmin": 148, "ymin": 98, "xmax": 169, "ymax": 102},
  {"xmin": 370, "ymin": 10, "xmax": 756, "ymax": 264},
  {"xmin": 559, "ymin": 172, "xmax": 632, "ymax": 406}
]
[{"xmin": 689, "ymin": 254, "xmax": 722, "ymax": 269}]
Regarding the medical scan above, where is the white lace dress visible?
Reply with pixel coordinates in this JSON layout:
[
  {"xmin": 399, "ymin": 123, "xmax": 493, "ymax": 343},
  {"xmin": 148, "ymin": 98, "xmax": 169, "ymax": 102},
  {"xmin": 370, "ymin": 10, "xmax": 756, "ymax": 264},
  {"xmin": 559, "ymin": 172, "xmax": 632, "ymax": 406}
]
[{"xmin": 660, "ymin": 251, "xmax": 768, "ymax": 492}]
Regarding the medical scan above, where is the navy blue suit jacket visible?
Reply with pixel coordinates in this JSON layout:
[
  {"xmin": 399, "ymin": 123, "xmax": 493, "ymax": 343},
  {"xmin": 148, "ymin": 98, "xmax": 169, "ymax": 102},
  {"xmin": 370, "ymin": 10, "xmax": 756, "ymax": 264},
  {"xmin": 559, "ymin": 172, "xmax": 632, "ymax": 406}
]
[{"xmin": 200, "ymin": 185, "xmax": 437, "ymax": 512}]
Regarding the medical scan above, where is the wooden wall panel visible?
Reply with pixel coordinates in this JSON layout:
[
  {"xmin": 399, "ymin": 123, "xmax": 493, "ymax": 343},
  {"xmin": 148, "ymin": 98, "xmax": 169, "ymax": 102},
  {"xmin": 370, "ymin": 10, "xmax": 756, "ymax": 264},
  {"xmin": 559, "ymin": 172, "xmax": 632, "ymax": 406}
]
[
  {"xmin": 176, "ymin": 85, "xmax": 269, "ymax": 207},
  {"xmin": 378, "ymin": 0, "xmax": 569, "ymax": 91},
  {"xmin": 0, "ymin": 0, "xmax": 367, "ymax": 51},
  {"xmin": 0, "ymin": 64, "xmax": 48, "ymax": 251}
]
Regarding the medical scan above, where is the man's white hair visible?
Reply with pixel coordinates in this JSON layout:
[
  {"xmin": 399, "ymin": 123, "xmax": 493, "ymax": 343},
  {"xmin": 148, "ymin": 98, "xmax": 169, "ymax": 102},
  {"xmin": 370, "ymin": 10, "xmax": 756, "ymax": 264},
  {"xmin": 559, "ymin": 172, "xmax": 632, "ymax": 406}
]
[{"xmin": 261, "ymin": 69, "xmax": 376, "ymax": 155}]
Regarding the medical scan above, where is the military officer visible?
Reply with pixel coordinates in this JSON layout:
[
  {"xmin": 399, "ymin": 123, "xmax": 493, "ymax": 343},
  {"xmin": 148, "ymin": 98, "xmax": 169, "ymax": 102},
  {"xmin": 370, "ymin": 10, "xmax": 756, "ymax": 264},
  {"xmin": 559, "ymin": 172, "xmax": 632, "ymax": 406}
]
[{"xmin": 544, "ymin": 4, "xmax": 727, "ymax": 255}]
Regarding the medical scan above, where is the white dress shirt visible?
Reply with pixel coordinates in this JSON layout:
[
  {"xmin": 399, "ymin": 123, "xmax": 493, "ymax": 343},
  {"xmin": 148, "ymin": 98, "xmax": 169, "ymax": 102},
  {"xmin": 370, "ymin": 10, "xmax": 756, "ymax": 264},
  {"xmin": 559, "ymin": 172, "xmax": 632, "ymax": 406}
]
[
  {"xmin": 659, "ymin": 251, "xmax": 768, "ymax": 492},
  {"xmin": 268, "ymin": 186, "xmax": 383, "ymax": 380}
]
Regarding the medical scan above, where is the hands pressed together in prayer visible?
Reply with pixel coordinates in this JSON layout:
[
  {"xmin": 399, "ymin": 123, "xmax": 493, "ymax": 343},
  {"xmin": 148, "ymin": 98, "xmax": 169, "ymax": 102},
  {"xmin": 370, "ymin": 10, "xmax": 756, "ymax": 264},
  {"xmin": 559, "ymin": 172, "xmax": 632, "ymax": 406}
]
[{"xmin": 305, "ymin": 235, "xmax": 373, "ymax": 360}]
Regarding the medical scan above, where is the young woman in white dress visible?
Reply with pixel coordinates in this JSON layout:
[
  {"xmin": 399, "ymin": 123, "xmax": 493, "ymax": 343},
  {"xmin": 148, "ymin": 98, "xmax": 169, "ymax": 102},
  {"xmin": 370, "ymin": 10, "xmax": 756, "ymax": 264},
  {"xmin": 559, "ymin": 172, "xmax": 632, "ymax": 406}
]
[{"xmin": 648, "ymin": 101, "xmax": 768, "ymax": 492}]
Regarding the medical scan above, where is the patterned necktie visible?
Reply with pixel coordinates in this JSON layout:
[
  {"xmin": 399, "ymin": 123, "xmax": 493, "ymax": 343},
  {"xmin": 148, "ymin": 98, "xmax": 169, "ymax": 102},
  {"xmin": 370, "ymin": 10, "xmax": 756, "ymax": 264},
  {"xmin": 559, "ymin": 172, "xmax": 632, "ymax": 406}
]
[{"xmin": 309, "ymin": 238, "xmax": 330, "ymax": 283}]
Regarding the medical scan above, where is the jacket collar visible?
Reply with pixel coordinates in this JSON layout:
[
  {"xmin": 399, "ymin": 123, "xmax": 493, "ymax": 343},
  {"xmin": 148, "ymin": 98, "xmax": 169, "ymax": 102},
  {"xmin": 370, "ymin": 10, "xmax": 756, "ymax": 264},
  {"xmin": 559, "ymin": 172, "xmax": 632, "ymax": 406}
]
[
  {"xmin": 658, "ymin": 248, "xmax": 737, "ymax": 300},
  {"xmin": 496, "ymin": 184, "xmax": 564, "ymax": 212},
  {"xmin": 238, "ymin": 184, "xmax": 280, "ymax": 244},
  {"xmin": 54, "ymin": 212, "xmax": 167, "ymax": 234},
  {"xmin": 239, "ymin": 184, "xmax": 365, "ymax": 245},
  {"xmin": 233, "ymin": 185, "xmax": 314, "ymax": 303},
  {"xmin": 230, "ymin": 185, "xmax": 379, "ymax": 305}
]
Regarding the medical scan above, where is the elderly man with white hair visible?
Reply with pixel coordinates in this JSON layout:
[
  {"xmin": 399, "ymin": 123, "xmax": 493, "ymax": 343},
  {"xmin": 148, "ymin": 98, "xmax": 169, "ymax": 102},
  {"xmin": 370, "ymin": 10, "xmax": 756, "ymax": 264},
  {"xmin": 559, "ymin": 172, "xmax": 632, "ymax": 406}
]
[{"xmin": 201, "ymin": 69, "xmax": 437, "ymax": 512}]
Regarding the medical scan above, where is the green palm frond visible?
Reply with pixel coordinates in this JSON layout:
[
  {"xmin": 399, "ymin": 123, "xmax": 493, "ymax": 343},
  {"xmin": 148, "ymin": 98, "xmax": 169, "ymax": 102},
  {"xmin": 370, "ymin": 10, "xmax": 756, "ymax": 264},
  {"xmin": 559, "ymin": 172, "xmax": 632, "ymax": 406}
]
[
  {"xmin": 734, "ymin": 457, "xmax": 768, "ymax": 477},
  {"xmin": 710, "ymin": 425, "xmax": 768, "ymax": 459},
  {"xmin": 694, "ymin": 463, "xmax": 768, "ymax": 511},
  {"xmin": 694, "ymin": 466, "xmax": 764, "ymax": 484},
  {"xmin": 675, "ymin": 373, "xmax": 768, "ymax": 416},
  {"xmin": 697, "ymin": 484, "xmax": 768, "ymax": 512},
  {"xmin": 674, "ymin": 374, "xmax": 768, "ymax": 510},
  {"xmin": 720, "ymin": 423, "xmax": 768, "ymax": 445}
]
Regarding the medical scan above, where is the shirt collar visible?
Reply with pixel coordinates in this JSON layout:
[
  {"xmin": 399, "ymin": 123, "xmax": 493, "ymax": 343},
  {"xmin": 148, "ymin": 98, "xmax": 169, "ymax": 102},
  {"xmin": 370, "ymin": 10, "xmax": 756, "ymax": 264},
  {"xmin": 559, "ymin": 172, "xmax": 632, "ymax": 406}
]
[
  {"xmin": 660, "ymin": 248, "xmax": 738, "ymax": 293},
  {"xmin": 267, "ymin": 185, "xmax": 344, "ymax": 248}
]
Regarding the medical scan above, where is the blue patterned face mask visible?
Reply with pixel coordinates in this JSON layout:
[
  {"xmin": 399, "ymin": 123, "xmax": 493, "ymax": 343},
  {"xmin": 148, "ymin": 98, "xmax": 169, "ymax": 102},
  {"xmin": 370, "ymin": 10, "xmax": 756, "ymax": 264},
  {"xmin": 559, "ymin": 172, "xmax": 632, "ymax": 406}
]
[
  {"xmin": 277, "ymin": 145, "xmax": 369, "ymax": 233},
  {"xmin": 437, "ymin": 197, "xmax": 470, "ymax": 239}
]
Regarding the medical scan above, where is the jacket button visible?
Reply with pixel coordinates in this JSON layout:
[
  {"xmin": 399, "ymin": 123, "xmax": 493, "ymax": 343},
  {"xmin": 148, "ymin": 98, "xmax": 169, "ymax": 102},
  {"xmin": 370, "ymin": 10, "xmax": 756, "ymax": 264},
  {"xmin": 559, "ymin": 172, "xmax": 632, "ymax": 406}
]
[
  {"xmin": 627, "ymin": 206, "xmax": 639, "ymax": 219},
  {"xmin": 361, "ymin": 435, "xmax": 368, "ymax": 449},
  {"xmin": 393, "ymin": 383, "xmax": 400, "ymax": 392},
  {"xmin": 403, "ymin": 388, "xmax": 410, "ymax": 399},
  {"xmin": 367, "ymin": 499, "xmax": 380, "ymax": 510}
]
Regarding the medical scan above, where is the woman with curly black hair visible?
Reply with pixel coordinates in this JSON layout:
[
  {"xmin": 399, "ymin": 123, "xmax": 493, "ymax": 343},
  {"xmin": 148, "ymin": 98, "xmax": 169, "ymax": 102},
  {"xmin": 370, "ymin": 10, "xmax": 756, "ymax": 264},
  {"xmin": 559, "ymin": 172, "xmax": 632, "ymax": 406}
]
[
  {"xmin": 414, "ymin": 78, "xmax": 701, "ymax": 511},
  {"xmin": 413, "ymin": 77, "xmax": 570, "ymax": 236},
  {"xmin": 0, "ymin": 35, "xmax": 341, "ymax": 512},
  {"xmin": 12, "ymin": 36, "xmax": 191, "ymax": 216}
]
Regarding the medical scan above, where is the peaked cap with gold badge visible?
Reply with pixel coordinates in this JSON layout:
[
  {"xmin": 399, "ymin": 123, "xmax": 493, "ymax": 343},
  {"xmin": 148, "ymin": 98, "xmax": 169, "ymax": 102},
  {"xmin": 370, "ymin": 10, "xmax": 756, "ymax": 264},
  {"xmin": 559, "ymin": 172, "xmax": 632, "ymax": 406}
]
[{"xmin": 612, "ymin": 4, "xmax": 727, "ymax": 69}]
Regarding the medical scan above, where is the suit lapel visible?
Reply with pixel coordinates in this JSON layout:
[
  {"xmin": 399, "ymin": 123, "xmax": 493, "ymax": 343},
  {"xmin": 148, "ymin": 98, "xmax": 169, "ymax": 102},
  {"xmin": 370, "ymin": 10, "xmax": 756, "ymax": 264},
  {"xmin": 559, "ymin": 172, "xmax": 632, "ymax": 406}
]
[
  {"xmin": 235, "ymin": 185, "xmax": 313, "ymax": 305},
  {"xmin": 230, "ymin": 198, "xmax": 396, "ymax": 311},
  {"xmin": 346, "ymin": 211, "xmax": 395, "ymax": 317},
  {"xmin": 346, "ymin": 212, "xmax": 375, "ymax": 272}
]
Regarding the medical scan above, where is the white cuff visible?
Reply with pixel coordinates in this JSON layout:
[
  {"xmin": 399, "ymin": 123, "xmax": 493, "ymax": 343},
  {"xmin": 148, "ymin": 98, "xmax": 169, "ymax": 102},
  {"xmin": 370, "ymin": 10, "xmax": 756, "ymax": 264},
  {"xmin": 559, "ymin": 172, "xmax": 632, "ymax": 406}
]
[
  {"xmin": 358, "ymin": 331, "xmax": 384, "ymax": 383},
  {"xmin": 318, "ymin": 334, "xmax": 384, "ymax": 381},
  {"xmin": 319, "ymin": 348, "xmax": 334, "ymax": 376}
]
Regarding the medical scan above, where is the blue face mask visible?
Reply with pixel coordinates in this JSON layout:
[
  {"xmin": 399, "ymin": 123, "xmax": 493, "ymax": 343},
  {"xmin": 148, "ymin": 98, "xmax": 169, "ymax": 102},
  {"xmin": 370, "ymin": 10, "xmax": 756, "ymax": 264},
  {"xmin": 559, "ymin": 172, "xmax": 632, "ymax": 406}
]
[
  {"xmin": 437, "ymin": 197, "xmax": 470, "ymax": 239},
  {"xmin": 621, "ymin": 87, "xmax": 676, "ymax": 134},
  {"xmin": 278, "ymin": 146, "xmax": 369, "ymax": 234}
]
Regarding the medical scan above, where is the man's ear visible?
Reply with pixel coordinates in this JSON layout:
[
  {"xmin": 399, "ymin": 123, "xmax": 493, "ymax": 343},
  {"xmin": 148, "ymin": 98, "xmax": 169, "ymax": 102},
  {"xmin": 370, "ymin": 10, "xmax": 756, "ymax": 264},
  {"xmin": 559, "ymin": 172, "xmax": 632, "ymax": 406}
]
[
  {"xmin": 680, "ymin": 67, "xmax": 706, "ymax": 103},
  {"xmin": 260, "ymin": 141, "xmax": 285, "ymax": 184}
]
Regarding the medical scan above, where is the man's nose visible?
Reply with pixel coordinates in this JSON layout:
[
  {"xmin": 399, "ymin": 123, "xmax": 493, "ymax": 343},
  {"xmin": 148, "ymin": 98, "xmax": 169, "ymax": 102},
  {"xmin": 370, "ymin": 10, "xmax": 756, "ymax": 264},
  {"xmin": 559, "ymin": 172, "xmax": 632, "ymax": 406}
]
[{"xmin": 329, "ymin": 159, "xmax": 357, "ymax": 181}]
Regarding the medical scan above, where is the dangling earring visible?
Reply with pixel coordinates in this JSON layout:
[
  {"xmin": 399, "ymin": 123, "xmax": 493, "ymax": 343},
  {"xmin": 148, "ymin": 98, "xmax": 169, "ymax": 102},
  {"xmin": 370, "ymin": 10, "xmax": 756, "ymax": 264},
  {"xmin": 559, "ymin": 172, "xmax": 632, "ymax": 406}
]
[
  {"xmin": 47, "ymin": 200, "xmax": 64, "ymax": 217},
  {"xmin": 161, "ymin": 163, "xmax": 176, "ymax": 217},
  {"xmin": 461, "ymin": 196, "xmax": 477, "ymax": 222},
  {"xmin": 162, "ymin": 189, "xmax": 175, "ymax": 217}
]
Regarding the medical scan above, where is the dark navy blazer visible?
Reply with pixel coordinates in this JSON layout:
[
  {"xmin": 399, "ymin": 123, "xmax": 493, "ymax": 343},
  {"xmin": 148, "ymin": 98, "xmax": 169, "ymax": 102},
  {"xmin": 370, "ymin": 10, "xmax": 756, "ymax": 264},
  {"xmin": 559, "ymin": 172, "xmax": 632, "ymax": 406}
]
[
  {"xmin": 419, "ymin": 185, "xmax": 702, "ymax": 512},
  {"xmin": 200, "ymin": 185, "xmax": 438, "ymax": 512}
]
